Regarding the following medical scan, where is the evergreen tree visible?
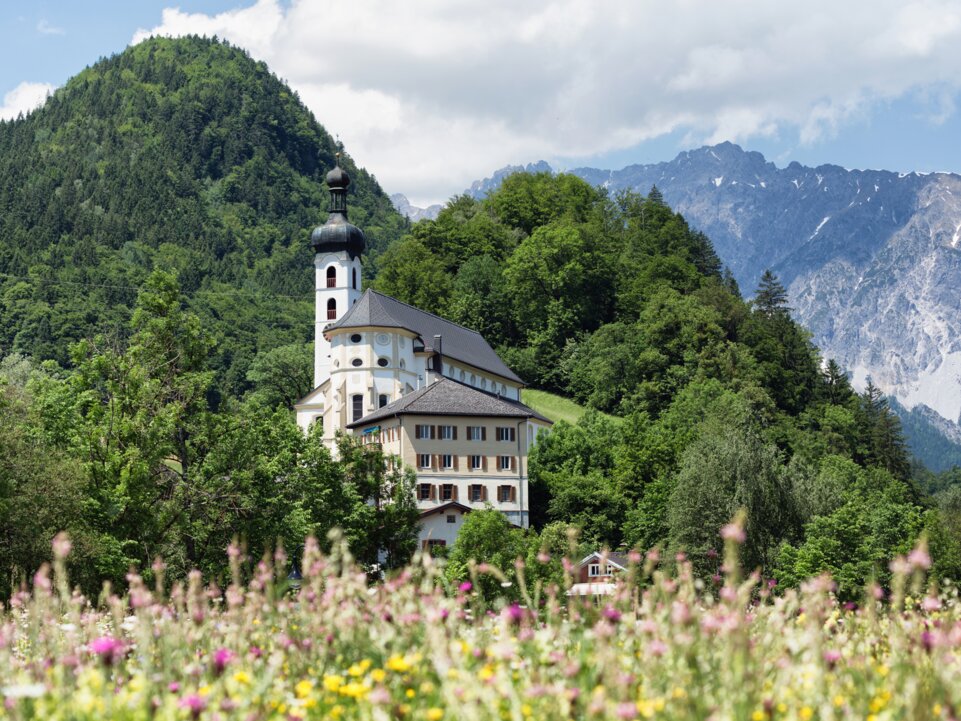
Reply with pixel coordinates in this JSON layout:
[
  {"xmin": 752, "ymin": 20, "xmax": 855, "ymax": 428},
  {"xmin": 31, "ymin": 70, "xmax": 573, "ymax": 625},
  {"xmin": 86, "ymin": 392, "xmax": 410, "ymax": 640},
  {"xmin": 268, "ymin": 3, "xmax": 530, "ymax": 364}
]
[{"xmin": 752, "ymin": 269, "xmax": 790, "ymax": 316}]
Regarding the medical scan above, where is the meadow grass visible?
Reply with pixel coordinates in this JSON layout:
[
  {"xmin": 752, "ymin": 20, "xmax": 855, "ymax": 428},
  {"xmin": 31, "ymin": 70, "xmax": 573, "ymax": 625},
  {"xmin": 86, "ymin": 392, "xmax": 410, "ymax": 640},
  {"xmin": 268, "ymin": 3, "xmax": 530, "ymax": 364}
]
[
  {"xmin": 520, "ymin": 389, "xmax": 621, "ymax": 426},
  {"xmin": 0, "ymin": 529, "xmax": 954, "ymax": 720}
]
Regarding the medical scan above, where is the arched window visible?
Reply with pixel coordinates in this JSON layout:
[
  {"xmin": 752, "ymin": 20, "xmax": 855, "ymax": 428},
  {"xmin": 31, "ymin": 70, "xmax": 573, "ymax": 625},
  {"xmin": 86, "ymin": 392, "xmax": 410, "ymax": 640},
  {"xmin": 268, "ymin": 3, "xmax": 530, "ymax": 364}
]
[
  {"xmin": 352, "ymin": 267, "xmax": 358, "ymax": 289},
  {"xmin": 327, "ymin": 298, "xmax": 337, "ymax": 320},
  {"xmin": 326, "ymin": 266, "xmax": 337, "ymax": 288},
  {"xmin": 379, "ymin": 394, "xmax": 389, "ymax": 408}
]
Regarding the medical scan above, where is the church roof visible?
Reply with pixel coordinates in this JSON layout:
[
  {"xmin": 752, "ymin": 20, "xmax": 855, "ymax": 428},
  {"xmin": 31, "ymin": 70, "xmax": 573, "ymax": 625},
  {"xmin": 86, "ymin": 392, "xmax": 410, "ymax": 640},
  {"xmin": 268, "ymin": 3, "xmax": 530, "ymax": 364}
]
[
  {"xmin": 346, "ymin": 378, "xmax": 550, "ymax": 427},
  {"xmin": 329, "ymin": 289, "xmax": 523, "ymax": 383}
]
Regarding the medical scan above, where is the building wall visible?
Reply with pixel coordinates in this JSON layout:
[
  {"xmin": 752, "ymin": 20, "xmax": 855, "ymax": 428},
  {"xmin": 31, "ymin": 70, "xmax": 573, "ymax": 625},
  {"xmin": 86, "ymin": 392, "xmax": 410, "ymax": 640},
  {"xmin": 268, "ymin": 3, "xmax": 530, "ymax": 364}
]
[
  {"xmin": 419, "ymin": 507, "xmax": 470, "ymax": 547},
  {"xmin": 356, "ymin": 414, "xmax": 552, "ymax": 532}
]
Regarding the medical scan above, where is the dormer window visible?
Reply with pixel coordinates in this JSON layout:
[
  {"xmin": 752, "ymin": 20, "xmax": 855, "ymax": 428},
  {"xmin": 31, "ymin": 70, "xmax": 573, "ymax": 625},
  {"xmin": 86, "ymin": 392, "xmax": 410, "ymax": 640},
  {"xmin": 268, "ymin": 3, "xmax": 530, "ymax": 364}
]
[{"xmin": 326, "ymin": 266, "xmax": 337, "ymax": 288}]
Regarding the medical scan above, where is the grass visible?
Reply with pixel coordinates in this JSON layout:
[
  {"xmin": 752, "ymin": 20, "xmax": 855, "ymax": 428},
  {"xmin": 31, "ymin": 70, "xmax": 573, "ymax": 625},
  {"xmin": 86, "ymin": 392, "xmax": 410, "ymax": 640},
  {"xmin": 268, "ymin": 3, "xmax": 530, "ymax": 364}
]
[{"xmin": 521, "ymin": 388, "xmax": 621, "ymax": 425}]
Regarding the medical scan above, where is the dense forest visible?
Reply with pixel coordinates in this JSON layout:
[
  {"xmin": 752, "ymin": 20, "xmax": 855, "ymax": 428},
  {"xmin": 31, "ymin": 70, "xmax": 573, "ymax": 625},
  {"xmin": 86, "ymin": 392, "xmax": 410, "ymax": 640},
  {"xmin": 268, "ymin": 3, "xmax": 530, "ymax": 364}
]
[{"xmin": 1, "ymin": 36, "xmax": 960, "ymax": 600}]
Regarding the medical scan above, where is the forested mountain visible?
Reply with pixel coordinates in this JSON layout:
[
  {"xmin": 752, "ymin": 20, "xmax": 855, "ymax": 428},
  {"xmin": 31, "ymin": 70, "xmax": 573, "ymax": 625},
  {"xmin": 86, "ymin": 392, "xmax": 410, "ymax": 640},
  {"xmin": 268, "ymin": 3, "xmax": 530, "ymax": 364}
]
[
  {"xmin": 460, "ymin": 147, "xmax": 961, "ymax": 470},
  {"xmin": 0, "ymin": 36, "xmax": 407, "ymax": 400}
]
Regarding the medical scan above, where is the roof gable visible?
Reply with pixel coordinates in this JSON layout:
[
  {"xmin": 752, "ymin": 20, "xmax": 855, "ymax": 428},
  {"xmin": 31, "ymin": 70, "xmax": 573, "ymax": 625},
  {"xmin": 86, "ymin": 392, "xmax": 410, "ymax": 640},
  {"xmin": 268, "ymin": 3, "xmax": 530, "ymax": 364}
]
[
  {"xmin": 329, "ymin": 290, "xmax": 522, "ymax": 383},
  {"xmin": 347, "ymin": 378, "xmax": 550, "ymax": 427}
]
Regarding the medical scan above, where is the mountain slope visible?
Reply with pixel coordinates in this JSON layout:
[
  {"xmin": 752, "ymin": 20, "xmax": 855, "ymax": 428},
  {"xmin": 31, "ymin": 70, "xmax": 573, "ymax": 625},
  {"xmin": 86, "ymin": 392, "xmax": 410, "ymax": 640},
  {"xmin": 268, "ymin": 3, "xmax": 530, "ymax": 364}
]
[
  {"xmin": 466, "ymin": 147, "xmax": 961, "ymax": 431},
  {"xmin": 0, "ymin": 36, "xmax": 406, "ymax": 396}
]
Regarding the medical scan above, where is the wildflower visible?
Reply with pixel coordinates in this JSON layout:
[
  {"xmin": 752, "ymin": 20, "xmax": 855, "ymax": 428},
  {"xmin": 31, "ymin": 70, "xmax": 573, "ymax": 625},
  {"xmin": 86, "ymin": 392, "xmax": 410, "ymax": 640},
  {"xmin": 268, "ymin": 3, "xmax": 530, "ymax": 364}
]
[
  {"xmin": 212, "ymin": 647, "xmax": 234, "ymax": 675},
  {"xmin": 295, "ymin": 680, "xmax": 313, "ymax": 698},
  {"xmin": 179, "ymin": 694, "xmax": 207, "ymax": 719},
  {"xmin": 616, "ymin": 702, "xmax": 638, "ymax": 719},
  {"xmin": 232, "ymin": 671, "xmax": 251, "ymax": 685},
  {"xmin": 720, "ymin": 523, "xmax": 746, "ymax": 544},
  {"xmin": 603, "ymin": 605, "xmax": 622, "ymax": 623},
  {"xmin": 340, "ymin": 681, "xmax": 369, "ymax": 699},
  {"xmin": 908, "ymin": 544, "xmax": 932, "ymax": 570},
  {"xmin": 427, "ymin": 708, "xmax": 444, "ymax": 721},
  {"xmin": 323, "ymin": 675, "xmax": 345, "ymax": 692},
  {"xmin": 371, "ymin": 669, "xmax": 387, "ymax": 683},
  {"xmin": 800, "ymin": 706, "xmax": 813, "ymax": 720},
  {"xmin": 52, "ymin": 532, "xmax": 72, "ymax": 560},
  {"xmin": 89, "ymin": 636, "xmax": 124, "ymax": 666},
  {"xmin": 458, "ymin": 581, "xmax": 472, "ymax": 592},
  {"xmin": 386, "ymin": 654, "xmax": 411, "ymax": 672}
]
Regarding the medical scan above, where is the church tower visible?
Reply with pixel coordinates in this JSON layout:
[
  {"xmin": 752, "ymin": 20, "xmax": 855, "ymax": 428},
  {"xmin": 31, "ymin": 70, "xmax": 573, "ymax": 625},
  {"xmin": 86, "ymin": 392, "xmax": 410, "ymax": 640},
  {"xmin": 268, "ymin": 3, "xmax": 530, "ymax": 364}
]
[{"xmin": 310, "ymin": 157, "xmax": 366, "ymax": 387}]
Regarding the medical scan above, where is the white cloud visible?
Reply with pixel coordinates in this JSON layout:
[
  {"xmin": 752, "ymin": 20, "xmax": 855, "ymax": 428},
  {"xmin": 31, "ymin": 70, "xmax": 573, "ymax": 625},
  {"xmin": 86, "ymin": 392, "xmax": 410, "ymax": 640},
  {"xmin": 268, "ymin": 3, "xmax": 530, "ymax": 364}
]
[
  {"xmin": 0, "ymin": 82, "xmax": 55, "ymax": 121},
  {"xmin": 133, "ymin": 0, "xmax": 961, "ymax": 205},
  {"xmin": 36, "ymin": 19, "xmax": 65, "ymax": 36}
]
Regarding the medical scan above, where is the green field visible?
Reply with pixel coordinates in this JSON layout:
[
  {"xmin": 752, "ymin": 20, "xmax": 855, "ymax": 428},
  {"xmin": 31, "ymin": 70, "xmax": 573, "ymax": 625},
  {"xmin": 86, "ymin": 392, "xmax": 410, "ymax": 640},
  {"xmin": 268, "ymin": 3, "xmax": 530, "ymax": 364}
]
[{"xmin": 521, "ymin": 388, "xmax": 621, "ymax": 425}]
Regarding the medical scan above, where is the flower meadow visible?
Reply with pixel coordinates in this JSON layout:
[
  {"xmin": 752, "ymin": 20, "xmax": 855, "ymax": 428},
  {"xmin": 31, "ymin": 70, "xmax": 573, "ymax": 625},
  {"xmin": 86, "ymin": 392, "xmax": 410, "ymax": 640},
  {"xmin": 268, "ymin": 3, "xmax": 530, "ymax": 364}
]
[{"xmin": 1, "ymin": 531, "xmax": 959, "ymax": 721}]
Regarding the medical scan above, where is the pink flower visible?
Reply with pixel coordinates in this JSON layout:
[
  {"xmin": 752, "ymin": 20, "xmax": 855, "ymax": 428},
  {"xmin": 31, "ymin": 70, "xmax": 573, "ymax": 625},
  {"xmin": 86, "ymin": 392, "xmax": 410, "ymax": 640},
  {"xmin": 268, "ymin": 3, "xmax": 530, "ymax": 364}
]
[
  {"xmin": 616, "ymin": 702, "xmax": 638, "ymax": 719},
  {"xmin": 922, "ymin": 596, "xmax": 942, "ymax": 612},
  {"xmin": 537, "ymin": 551, "xmax": 551, "ymax": 564},
  {"xmin": 179, "ymin": 694, "xmax": 207, "ymax": 719},
  {"xmin": 458, "ymin": 581, "xmax": 472, "ymax": 593},
  {"xmin": 602, "ymin": 605, "xmax": 622, "ymax": 623},
  {"xmin": 212, "ymin": 648, "xmax": 234, "ymax": 675},
  {"xmin": 908, "ymin": 546, "xmax": 932, "ymax": 570},
  {"xmin": 89, "ymin": 636, "xmax": 124, "ymax": 666},
  {"xmin": 720, "ymin": 523, "xmax": 746, "ymax": 544},
  {"xmin": 52, "ymin": 532, "xmax": 72, "ymax": 560},
  {"xmin": 823, "ymin": 649, "xmax": 841, "ymax": 668}
]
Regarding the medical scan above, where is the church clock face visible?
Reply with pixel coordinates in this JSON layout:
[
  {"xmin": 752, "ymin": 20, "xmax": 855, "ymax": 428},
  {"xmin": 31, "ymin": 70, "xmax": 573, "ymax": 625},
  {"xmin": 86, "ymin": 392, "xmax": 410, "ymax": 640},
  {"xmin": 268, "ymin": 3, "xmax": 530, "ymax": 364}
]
[{"xmin": 376, "ymin": 333, "xmax": 390, "ymax": 346}]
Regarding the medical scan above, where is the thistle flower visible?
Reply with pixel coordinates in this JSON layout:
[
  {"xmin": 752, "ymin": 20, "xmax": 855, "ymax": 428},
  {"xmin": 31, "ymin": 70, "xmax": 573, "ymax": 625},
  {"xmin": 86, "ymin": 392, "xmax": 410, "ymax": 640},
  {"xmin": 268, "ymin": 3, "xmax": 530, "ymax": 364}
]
[{"xmin": 89, "ymin": 636, "xmax": 124, "ymax": 666}]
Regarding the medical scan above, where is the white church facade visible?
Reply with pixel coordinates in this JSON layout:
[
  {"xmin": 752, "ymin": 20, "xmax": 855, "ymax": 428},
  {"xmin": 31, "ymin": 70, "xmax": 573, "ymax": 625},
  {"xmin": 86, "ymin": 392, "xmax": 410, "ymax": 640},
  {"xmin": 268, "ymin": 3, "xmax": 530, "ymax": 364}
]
[{"xmin": 295, "ymin": 160, "xmax": 551, "ymax": 547}]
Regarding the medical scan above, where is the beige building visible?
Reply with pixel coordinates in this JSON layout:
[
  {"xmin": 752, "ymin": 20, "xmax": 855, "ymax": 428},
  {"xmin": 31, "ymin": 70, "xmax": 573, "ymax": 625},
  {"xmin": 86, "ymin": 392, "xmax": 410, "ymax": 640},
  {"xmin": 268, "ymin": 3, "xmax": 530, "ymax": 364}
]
[{"xmin": 295, "ymin": 160, "xmax": 551, "ymax": 547}]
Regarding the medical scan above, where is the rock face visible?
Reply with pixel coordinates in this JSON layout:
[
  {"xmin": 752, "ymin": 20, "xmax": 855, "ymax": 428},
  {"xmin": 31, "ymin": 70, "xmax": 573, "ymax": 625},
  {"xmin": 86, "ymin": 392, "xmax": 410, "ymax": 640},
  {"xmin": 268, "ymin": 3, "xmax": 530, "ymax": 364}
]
[
  {"xmin": 471, "ymin": 144, "xmax": 961, "ymax": 435},
  {"xmin": 389, "ymin": 193, "xmax": 443, "ymax": 222}
]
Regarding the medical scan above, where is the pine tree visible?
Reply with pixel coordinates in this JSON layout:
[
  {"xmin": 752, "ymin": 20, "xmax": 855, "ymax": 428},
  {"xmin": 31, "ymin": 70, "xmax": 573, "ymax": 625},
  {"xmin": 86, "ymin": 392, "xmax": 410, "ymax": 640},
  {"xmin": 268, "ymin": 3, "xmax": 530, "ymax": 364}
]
[
  {"xmin": 821, "ymin": 359, "xmax": 853, "ymax": 404},
  {"xmin": 753, "ymin": 269, "xmax": 790, "ymax": 316}
]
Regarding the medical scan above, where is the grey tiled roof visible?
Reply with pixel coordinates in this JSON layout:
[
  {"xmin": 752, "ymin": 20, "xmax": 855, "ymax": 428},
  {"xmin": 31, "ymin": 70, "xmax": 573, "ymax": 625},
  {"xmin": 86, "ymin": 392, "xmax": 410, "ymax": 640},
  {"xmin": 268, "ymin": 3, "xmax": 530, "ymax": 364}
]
[
  {"xmin": 328, "ymin": 290, "xmax": 523, "ymax": 383},
  {"xmin": 347, "ymin": 378, "xmax": 550, "ymax": 427}
]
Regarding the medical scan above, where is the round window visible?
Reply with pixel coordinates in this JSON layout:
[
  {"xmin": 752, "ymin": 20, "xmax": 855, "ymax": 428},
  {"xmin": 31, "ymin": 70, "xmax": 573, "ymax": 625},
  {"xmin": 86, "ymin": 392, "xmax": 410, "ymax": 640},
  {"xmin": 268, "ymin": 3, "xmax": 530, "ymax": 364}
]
[
  {"xmin": 376, "ymin": 333, "xmax": 390, "ymax": 346},
  {"xmin": 351, "ymin": 358, "xmax": 363, "ymax": 367},
  {"xmin": 350, "ymin": 333, "xmax": 362, "ymax": 343},
  {"xmin": 377, "ymin": 358, "xmax": 389, "ymax": 367}
]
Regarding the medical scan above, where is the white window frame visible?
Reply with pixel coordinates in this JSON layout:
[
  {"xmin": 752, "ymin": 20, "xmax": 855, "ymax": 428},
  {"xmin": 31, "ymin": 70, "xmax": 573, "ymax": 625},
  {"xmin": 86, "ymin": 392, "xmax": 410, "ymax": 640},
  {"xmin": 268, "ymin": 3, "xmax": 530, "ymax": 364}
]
[
  {"xmin": 418, "ymin": 454, "xmax": 432, "ymax": 469},
  {"xmin": 418, "ymin": 483, "xmax": 432, "ymax": 500},
  {"xmin": 467, "ymin": 426, "xmax": 483, "ymax": 441},
  {"xmin": 416, "ymin": 425, "xmax": 432, "ymax": 440},
  {"xmin": 469, "ymin": 455, "xmax": 482, "ymax": 470},
  {"xmin": 439, "ymin": 425, "xmax": 454, "ymax": 440},
  {"xmin": 441, "ymin": 454, "xmax": 454, "ymax": 470},
  {"xmin": 588, "ymin": 563, "xmax": 602, "ymax": 578},
  {"xmin": 498, "ymin": 485, "xmax": 511, "ymax": 503},
  {"xmin": 498, "ymin": 455, "xmax": 512, "ymax": 471}
]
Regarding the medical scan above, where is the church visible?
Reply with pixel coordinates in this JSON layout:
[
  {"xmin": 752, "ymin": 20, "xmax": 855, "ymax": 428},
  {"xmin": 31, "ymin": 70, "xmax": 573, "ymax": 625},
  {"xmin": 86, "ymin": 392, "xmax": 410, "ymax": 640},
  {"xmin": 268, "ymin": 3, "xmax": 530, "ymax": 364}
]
[{"xmin": 295, "ymin": 160, "xmax": 552, "ymax": 548}]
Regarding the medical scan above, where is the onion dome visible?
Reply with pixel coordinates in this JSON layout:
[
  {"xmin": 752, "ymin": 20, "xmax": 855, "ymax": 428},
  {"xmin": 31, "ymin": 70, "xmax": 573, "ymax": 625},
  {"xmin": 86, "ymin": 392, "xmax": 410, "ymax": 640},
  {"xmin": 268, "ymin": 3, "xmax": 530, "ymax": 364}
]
[{"xmin": 311, "ymin": 155, "xmax": 366, "ymax": 259}]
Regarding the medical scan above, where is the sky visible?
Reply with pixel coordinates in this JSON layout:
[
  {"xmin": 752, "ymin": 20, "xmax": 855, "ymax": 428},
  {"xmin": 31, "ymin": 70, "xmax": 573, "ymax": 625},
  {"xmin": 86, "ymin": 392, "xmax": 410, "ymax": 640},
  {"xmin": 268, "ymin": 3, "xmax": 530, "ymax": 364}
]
[{"xmin": 3, "ymin": 1, "xmax": 961, "ymax": 206}]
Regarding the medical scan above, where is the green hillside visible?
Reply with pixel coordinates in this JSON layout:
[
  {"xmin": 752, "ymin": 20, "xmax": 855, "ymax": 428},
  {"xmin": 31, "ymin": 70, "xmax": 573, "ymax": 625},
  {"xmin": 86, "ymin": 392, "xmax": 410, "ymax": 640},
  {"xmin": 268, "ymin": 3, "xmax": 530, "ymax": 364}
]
[
  {"xmin": 521, "ymin": 388, "xmax": 620, "ymax": 425},
  {"xmin": 0, "ymin": 36, "xmax": 406, "ymax": 398}
]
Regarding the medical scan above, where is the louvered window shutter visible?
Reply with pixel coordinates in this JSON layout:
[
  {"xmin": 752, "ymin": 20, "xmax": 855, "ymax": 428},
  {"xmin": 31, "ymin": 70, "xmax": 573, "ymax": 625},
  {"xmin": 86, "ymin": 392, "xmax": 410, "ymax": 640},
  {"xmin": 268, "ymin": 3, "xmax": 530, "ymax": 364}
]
[
  {"xmin": 482, "ymin": 485, "xmax": 488, "ymax": 501},
  {"xmin": 453, "ymin": 426, "xmax": 458, "ymax": 440},
  {"xmin": 454, "ymin": 455, "xmax": 459, "ymax": 470},
  {"xmin": 415, "ymin": 424, "xmax": 421, "ymax": 438},
  {"xmin": 482, "ymin": 456, "xmax": 488, "ymax": 471},
  {"xmin": 452, "ymin": 485, "xmax": 459, "ymax": 501},
  {"xmin": 510, "ymin": 427, "xmax": 516, "ymax": 442},
  {"xmin": 510, "ymin": 486, "xmax": 516, "ymax": 502},
  {"xmin": 430, "ymin": 484, "xmax": 437, "ymax": 501},
  {"xmin": 432, "ymin": 454, "xmax": 438, "ymax": 470},
  {"xmin": 481, "ymin": 427, "xmax": 487, "ymax": 441},
  {"xmin": 430, "ymin": 425, "xmax": 436, "ymax": 439},
  {"xmin": 510, "ymin": 456, "xmax": 516, "ymax": 471}
]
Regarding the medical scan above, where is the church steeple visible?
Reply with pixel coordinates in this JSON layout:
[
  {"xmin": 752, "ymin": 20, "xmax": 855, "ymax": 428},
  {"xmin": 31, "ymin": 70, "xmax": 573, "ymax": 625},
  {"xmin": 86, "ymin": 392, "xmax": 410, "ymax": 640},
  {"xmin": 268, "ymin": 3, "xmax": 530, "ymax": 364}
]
[
  {"xmin": 310, "ymin": 155, "xmax": 366, "ymax": 260},
  {"xmin": 311, "ymin": 154, "xmax": 366, "ymax": 388}
]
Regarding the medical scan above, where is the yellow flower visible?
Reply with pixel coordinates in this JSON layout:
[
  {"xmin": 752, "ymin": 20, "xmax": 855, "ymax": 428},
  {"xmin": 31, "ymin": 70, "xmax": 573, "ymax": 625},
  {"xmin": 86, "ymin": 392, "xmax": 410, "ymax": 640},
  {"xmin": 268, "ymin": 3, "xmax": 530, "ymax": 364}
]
[
  {"xmin": 934, "ymin": 703, "xmax": 943, "ymax": 715},
  {"xmin": 348, "ymin": 663, "xmax": 366, "ymax": 677},
  {"xmin": 406, "ymin": 688, "xmax": 416, "ymax": 698},
  {"xmin": 295, "ymin": 680, "xmax": 314, "ymax": 699},
  {"xmin": 371, "ymin": 669, "xmax": 387, "ymax": 683},
  {"xmin": 752, "ymin": 711, "xmax": 765, "ymax": 721},
  {"xmin": 672, "ymin": 687, "xmax": 686, "ymax": 700},
  {"xmin": 330, "ymin": 705, "xmax": 344, "ymax": 718},
  {"xmin": 833, "ymin": 695, "xmax": 844, "ymax": 707},
  {"xmin": 479, "ymin": 664, "xmax": 495, "ymax": 681},
  {"xmin": 387, "ymin": 654, "xmax": 411, "ymax": 673},
  {"xmin": 323, "ymin": 675, "xmax": 345, "ymax": 692},
  {"xmin": 876, "ymin": 664, "xmax": 890, "ymax": 677},
  {"xmin": 521, "ymin": 704, "xmax": 533, "ymax": 717},
  {"xmin": 198, "ymin": 685, "xmax": 212, "ymax": 697},
  {"xmin": 800, "ymin": 707, "xmax": 813, "ymax": 720},
  {"xmin": 427, "ymin": 709, "xmax": 444, "ymax": 721},
  {"xmin": 233, "ymin": 671, "xmax": 251, "ymax": 685},
  {"xmin": 339, "ymin": 682, "xmax": 369, "ymax": 699}
]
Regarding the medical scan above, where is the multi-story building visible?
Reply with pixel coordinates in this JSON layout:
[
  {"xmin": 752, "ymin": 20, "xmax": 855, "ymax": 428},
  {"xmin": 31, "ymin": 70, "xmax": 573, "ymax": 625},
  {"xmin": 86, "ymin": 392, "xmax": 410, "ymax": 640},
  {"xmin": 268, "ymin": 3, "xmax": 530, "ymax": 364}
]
[{"xmin": 295, "ymin": 159, "xmax": 551, "ymax": 548}]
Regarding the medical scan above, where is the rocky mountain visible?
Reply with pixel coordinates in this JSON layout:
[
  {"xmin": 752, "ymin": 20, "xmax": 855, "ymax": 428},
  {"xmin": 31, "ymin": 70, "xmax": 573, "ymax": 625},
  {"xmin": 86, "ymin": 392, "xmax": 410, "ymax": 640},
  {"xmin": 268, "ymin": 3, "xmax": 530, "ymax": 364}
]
[
  {"xmin": 390, "ymin": 193, "xmax": 443, "ymax": 222},
  {"xmin": 466, "ymin": 144, "xmax": 961, "ymax": 468}
]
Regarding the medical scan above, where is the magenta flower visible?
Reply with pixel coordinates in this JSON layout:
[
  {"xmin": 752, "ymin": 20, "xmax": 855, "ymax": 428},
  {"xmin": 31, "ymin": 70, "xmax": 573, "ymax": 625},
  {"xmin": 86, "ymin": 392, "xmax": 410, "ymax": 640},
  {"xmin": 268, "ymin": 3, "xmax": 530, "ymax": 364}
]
[
  {"xmin": 908, "ymin": 546, "xmax": 932, "ymax": 570},
  {"xmin": 212, "ymin": 647, "xmax": 234, "ymax": 675},
  {"xmin": 458, "ymin": 581, "xmax": 472, "ymax": 593},
  {"xmin": 89, "ymin": 636, "xmax": 124, "ymax": 666},
  {"xmin": 179, "ymin": 694, "xmax": 207, "ymax": 719},
  {"xmin": 602, "ymin": 605, "xmax": 622, "ymax": 624}
]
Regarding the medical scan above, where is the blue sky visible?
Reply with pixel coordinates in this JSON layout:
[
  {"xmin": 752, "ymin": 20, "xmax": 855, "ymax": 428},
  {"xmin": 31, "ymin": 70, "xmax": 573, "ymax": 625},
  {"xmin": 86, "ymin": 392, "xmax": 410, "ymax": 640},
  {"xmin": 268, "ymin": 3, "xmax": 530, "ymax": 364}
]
[{"xmin": 3, "ymin": 1, "xmax": 961, "ymax": 205}]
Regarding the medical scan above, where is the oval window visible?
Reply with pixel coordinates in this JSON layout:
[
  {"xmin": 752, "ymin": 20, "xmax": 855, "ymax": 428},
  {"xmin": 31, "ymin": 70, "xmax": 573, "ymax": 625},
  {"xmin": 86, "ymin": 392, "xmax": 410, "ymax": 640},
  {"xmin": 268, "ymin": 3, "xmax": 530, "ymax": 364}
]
[
  {"xmin": 399, "ymin": 359, "xmax": 406, "ymax": 369},
  {"xmin": 350, "ymin": 333, "xmax": 362, "ymax": 343},
  {"xmin": 351, "ymin": 358, "xmax": 363, "ymax": 367},
  {"xmin": 377, "ymin": 358, "xmax": 389, "ymax": 367}
]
